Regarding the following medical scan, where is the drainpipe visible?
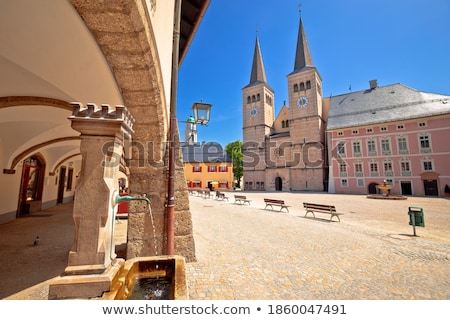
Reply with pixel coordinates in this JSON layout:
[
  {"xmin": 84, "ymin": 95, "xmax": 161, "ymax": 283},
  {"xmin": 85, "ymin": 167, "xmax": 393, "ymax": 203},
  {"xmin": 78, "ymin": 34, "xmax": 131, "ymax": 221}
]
[{"xmin": 166, "ymin": 0, "xmax": 182, "ymax": 256}]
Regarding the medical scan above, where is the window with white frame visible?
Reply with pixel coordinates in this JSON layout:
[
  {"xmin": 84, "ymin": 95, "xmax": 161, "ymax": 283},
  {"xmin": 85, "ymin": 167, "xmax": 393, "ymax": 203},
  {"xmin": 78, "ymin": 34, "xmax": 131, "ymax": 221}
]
[
  {"xmin": 397, "ymin": 136, "xmax": 408, "ymax": 154},
  {"xmin": 367, "ymin": 140, "xmax": 376, "ymax": 155},
  {"xmin": 423, "ymin": 160, "xmax": 433, "ymax": 171},
  {"xmin": 370, "ymin": 162, "xmax": 378, "ymax": 172},
  {"xmin": 353, "ymin": 141, "xmax": 361, "ymax": 156},
  {"xmin": 337, "ymin": 142, "xmax": 346, "ymax": 156},
  {"xmin": 357, "ymin": 179, "xmax": 364, "ymax": 187},
  {"xmin": 341, "ymin": 179, "xmax": 348, "ymax": 187},
  {"xmin": 381, "ymin": 138, "xmax": 391, "ymax": 155},
  {"xmin": 401, "ymin": 160, "xmax": 411, "ymax": 176},
  {"xmin": 384, "ymin": 161, "xmax": 393, "ymax": 176},
  {"xmin": 419, "ymin": 134, "xmax": 431, "ymax": 153},
  {"xmin": 339, "ymin": 163, "xmax": 347, "ymax": 176},
  {"xmin": 354, "ymin": 162, "xmax": 363, "ymax": 177}
]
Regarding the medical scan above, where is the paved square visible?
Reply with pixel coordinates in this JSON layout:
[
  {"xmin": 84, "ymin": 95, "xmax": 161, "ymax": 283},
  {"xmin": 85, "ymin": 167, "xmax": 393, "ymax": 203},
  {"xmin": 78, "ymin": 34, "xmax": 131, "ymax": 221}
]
[{"xmin": 186, "ymin": 191, "xmax": 450, "ymax": 299}]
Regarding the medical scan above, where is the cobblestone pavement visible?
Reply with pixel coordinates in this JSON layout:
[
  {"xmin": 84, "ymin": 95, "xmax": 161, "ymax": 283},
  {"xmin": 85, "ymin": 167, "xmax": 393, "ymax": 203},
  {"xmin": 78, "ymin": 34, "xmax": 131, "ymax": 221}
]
[
  {"xmin": 2, "ymin": 192, "xmax": 449, "ymax": 300},
  {"xmin": 185, "ymin": 192, "xmax": 450, "ymax": 300}
]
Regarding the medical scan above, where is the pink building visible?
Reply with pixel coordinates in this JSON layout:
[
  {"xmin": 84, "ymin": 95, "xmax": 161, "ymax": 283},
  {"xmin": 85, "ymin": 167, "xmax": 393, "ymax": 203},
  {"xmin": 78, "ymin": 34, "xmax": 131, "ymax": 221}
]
[{"xmin": 327, "ymin": 82, "xmax": 450, "ymax": 197}]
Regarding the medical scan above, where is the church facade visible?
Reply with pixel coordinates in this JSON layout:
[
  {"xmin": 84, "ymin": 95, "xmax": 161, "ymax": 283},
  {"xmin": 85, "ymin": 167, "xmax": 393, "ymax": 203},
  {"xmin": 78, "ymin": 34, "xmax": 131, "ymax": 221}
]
[
  {"xmin": 242, "ymin": 17, "xmax": 327, "ymax": 192},
  {"xmin": 242, "ymin": 17, "xmax": 450, "ymax": 196}
]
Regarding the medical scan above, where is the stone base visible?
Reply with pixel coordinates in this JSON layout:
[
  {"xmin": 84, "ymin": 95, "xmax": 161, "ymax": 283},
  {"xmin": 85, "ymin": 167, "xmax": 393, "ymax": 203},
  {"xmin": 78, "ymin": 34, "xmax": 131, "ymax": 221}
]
[{"xmin": 48, "ymin": 258, "xmax": 125, "ymax": 299}]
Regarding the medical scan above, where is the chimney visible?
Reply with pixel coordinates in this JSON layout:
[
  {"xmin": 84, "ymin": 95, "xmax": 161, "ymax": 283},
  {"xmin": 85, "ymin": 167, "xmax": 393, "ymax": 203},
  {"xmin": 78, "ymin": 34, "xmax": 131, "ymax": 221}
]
[{"xmin": 369, "ymin": 79, "xmax": 378, "ymax": 90}]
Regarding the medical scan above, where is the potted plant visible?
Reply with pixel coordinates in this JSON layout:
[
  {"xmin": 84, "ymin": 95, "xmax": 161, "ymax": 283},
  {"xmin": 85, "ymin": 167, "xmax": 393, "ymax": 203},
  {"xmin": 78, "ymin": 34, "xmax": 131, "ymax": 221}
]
[{"xmin": 445, "ymin": 184, "xmax": 450, "ymax": 197}]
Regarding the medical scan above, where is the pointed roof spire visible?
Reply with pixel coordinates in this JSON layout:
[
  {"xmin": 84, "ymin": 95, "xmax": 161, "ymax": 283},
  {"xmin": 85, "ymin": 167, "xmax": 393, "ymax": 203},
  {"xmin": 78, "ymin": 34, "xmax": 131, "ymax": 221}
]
[
  {"xmin": 249, "ymin": 36, "xmax": 267, "ymax": 85},
  {"xmin": 293, "ymin": 16, "xmax": 314, "ymax": 73}
]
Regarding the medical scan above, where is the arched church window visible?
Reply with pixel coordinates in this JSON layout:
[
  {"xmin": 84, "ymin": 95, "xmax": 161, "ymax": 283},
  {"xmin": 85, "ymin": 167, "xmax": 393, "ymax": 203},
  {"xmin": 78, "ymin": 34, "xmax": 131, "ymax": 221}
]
[
  {"xmin": 282, "ymin": 120, "xmax": 285, "ymax": 128},
  {"xmin": 300, "ymin": 82, "xmax": 305, "ymax": 91},
  {"xmin": 257, "ymin": 93, "xmax": 261, "ymax": 101},
  {"xmin": 306, "ymin": 81, "xmax": 311, "ymax": 89},
  {"xmin": 252, "ymin": 95, "xmax": 256, "ymax": 102},
  {"xmin": 247, "ymin": 96, "xmax": 251, "ymax": 104},
  {"xmin": 285, "ymin": 120, "xmax": 289, "ymax": 127},
  {"xmin": 293, "ymin": 84, "xmax": 299, "ymax": 92}
]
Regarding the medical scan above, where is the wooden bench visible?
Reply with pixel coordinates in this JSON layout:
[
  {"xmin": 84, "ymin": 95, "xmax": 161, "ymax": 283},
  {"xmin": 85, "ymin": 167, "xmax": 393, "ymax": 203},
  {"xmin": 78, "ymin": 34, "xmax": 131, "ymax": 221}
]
[
  {"xmin": 216, "ymin": 192, "xmax": 229, "ymax": 201},
  {"xmin": 264, "ymin": 198, "xmax": 290, "ymax": 212},
  {"xmin": 303, "ymin": 202, "xmax": 343, "ymax": 222},
  {"xmin": 234, "ymin": 195, "xmax": 252, "ymax": 205},
  {"xmin": 203, "ymin": 190, "xmax": 213, "ymax": 199}
]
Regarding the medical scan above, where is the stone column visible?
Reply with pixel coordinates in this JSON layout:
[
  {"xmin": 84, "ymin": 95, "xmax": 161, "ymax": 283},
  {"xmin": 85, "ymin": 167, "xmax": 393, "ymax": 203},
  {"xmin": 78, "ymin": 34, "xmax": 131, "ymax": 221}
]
[{"xmin": 48, "ymin": 103, "xmax": 134, "ymax": 299}]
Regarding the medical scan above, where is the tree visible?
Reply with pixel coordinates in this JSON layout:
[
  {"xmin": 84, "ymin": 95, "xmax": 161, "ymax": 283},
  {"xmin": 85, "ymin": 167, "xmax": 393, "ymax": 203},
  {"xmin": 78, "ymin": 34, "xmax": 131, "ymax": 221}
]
[{"xmin": 225, "ymin": 140, "xmax": 243, "ymax": 189}]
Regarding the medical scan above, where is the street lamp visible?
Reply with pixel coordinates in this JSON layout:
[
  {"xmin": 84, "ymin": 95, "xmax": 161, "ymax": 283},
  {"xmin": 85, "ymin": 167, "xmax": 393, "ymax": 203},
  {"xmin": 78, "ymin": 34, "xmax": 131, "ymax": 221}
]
[{"xmin": 191, "ymin": 102, "xmax": 212, "ymax": 125}]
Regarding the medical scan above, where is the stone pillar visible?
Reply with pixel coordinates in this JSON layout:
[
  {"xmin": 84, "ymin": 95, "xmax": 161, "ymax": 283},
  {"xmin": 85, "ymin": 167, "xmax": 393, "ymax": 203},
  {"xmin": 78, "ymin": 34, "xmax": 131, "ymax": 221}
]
[{"xmin": 48, "ymin": 103, "xmax": 134, "ymax": 299}]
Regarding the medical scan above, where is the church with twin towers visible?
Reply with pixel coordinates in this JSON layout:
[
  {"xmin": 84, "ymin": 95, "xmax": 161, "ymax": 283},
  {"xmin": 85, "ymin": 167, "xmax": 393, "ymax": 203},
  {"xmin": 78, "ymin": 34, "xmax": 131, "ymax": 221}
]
[{"xmin": 242, "ymin": 15, "xmax": 327, "ymax": 191}]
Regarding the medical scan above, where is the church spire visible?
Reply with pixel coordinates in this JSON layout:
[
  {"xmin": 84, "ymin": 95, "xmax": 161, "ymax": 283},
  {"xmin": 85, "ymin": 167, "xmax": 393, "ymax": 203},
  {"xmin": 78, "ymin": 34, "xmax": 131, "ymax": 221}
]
[
  {"xmin": 248, "ymin": 36, "xmax": 267, "ymax": 85},
  {"xmin": 293, "ymin": 16, "xmax": 314, "ymax": 73}
]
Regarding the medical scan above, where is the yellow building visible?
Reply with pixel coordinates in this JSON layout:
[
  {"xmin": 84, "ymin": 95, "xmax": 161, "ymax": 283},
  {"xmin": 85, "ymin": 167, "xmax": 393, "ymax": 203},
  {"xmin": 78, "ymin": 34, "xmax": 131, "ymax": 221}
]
[{"xmin": 182, "ymin": 143, "xmax": 234, "ymax": 190}]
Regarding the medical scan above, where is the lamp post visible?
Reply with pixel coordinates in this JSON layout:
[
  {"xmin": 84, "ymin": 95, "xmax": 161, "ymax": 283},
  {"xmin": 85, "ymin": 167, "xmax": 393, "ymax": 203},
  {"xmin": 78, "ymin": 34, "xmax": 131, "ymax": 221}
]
[
  {"xmin": 166, "ymin": 1, "xmax": 212, "ymax": 256},
  {"xmin": 191, "ymin": 102, "xmax": 212, "ymax": 126}
]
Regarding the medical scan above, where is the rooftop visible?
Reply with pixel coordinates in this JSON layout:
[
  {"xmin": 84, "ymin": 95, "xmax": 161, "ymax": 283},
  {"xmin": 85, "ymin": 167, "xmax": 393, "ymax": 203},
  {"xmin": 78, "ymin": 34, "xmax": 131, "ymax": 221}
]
[{"xmin": 327, "ymin": 83, "xmax": 450, "ymax": 130}]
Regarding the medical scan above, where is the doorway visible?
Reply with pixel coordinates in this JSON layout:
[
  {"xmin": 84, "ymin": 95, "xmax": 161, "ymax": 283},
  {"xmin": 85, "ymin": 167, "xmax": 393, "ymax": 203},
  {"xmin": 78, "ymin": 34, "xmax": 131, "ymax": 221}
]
[
  {"xmin": 400, "ymin": 181, "xmax": 412, "ymax": 196},
  {"xmin": 368, "ymin": 183, "xmax": 378, "ymax": 194},
  {"xmin": 423, "ymin": 179, "xmax": 438, "ymax": 196},
  {"xmin": 18, "ymin": 156, "xmax": 45, "ymax": 216},
  {"xmin": 275, "ymin": 177, "xmax": 282, "ymax": 191},
  {"xmin": 57, "ymin": 167, "xmax": 66, "ymax": 204}
]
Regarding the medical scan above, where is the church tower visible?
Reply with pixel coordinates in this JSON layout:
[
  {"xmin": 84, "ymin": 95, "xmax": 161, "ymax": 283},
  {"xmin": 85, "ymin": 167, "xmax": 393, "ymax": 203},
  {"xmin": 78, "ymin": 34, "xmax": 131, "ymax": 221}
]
[
  {"xmin": 286, "ymin": 16, "xmax": 326, "ymax": 190},
  {"xmin": 242, "ymin": 36, "xmax": 274, "ymax": 190}
]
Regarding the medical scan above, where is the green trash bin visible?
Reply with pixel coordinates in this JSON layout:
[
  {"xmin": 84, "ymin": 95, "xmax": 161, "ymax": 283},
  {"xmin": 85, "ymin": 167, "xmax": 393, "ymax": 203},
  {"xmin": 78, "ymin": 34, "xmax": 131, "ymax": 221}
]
[{"xmin": 408, "ymin": 206, "xmax": 424, "ymax": 227}]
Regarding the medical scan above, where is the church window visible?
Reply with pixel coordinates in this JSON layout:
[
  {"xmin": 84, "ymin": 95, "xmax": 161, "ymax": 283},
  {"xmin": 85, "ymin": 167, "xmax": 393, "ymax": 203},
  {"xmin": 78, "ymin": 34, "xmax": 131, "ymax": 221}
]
[
  {"xmin": 306, "ymin": 81, "xmax": 311, "ymax": 89},
  {"xmin": 257, "ymin": 93, "xmax": 261, "ymax": 101},
  {"xmin": 252, "ymin": 95, "xmax": 256, "ymax": 102},
  {"xmin": 293, "ymin": 84, "xmax": 299, "ymax": 92},
  {"xmin": 282, "ymin": 120, "xmax": 285, "ymax": 128},
  {"xmin": 285, "ymin": 120, "xmax": 289, "ymax": 127},
  {"xmin": 247, "ymin": 96, "xmax": 251, "ymax": 104},
  {"xmin": 300, "ymin": 82, "xmax": 305, "ymax": 91}
]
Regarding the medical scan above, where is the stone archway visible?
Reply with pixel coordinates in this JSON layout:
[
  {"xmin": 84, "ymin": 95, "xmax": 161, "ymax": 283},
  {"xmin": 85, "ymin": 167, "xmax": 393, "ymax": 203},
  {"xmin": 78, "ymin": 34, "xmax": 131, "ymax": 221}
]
[
  {"xmin": 368, "ymin": 182, "xmax": 378, "ymax": 194},
  {"xmin": 71, "ymin": 1, "xmax": 195, "ymax": 261}
]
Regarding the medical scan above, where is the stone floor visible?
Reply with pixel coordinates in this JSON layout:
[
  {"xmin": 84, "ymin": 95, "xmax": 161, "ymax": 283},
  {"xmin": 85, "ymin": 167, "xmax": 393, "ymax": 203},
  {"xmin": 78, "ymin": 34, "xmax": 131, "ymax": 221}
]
[{"xmin": 1, "ymin": 191, "xmax": 449, "ymax": 300}]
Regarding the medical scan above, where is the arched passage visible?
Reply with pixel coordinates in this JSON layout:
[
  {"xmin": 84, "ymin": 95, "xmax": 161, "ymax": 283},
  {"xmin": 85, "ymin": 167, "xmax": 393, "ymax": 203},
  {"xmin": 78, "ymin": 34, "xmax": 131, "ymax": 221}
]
[{"xmin": 18, "ymin": 155, "xmax": 46, "ymax": 216}]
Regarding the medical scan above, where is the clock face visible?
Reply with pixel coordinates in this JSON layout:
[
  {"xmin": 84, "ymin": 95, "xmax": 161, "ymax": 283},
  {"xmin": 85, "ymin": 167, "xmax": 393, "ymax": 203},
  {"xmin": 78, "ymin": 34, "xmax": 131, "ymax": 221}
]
[
  {"xmin": 297, "ymin": 96, "xmax": 309, "ymax": 107},
  {"xmin": 249, "ymin": 107, "xmax": 258, "ymax": 117}
]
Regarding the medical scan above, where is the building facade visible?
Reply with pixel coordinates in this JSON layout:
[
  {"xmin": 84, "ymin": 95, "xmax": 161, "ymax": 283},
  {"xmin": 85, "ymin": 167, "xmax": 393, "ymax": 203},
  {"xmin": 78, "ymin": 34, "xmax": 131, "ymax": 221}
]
[
  {"xmin": 182, "ymin": 143, "xmax": 234, "ymax": 191},
  {"xmin": 242, "ymin": 17, "xmax": 327, "ymax": 192},
  {"xmin": 242, "ymin": 16, "xmax": 450, "ymax": 196},
  {"xmin": 327, "ymin": 82, "xmax": 450, "ymax": 196}
]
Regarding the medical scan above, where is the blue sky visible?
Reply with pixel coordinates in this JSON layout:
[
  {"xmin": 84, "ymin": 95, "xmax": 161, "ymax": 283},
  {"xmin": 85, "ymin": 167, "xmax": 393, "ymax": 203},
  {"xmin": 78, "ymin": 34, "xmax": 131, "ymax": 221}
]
[{"xmin": 177, "ymin": 0, "xmax": 450, "ymax": 147}]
